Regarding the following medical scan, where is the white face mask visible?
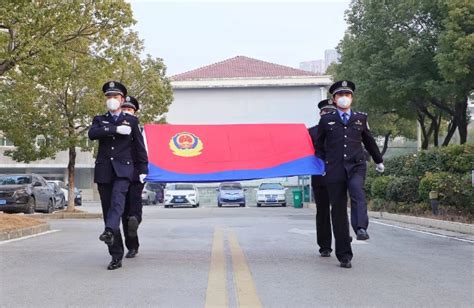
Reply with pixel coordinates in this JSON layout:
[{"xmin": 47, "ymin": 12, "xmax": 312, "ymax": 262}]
[
  {"xmin": 336, "ymin": 96, "xmax": 352, "ymax": 109},
  {"xmin": 106, "ymin": 98, "xmax": 121, "ymax": 111}
]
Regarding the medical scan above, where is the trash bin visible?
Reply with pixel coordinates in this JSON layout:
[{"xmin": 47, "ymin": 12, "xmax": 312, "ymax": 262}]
[
  {"xmin": 292, "ymin": 190, "xmax": 303, "ymax": 208},
  {"xmin": 303, "ymin": 185, "xmax": 310, "ymax": 202}
]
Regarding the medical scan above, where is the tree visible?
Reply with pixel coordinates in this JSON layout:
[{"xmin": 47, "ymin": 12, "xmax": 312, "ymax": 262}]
[
  {"xmin": 334, "ymin": 0, "xmax": 472, "ymax": 149},
  {"xmin": 0, "ymin": 1, "xmax": 133, "ymax": 76},
  {"xmin": 0, "ymin": 5, "xmax": 173, "ymax": 211}
]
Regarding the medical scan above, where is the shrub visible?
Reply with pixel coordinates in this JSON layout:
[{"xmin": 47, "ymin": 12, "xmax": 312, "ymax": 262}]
[
  {"xmin": 386, "ymin": 176, "xmax": 420, "ymax": 203},
  {"xmin": 418, "ymin": 172, "xmax": 474, "ymax": 213},
  {"xmin": 370, "ymin": 176, "xmax": 395, "ymax": 200}
]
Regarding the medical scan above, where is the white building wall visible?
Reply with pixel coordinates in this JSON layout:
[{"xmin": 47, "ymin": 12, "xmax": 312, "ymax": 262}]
[{"xmin": 167, "ymin": 86, "xmax": 325, "ymax": 128}]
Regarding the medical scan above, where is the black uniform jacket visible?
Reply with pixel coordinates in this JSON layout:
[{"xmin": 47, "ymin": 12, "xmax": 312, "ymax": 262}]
[
  {"xmin": 88, "ymin": 112, "xmax": 148, "ymax": 183},
  {"xmin": 308, "ymin": 125, "xmax": 325, "ymax": 187},
  {"xmin": 314, "ymin": 110, "xmax": 383, "ymax": 183}
]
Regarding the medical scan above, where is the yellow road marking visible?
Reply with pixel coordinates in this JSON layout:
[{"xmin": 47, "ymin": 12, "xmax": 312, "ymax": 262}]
[
  {"xmin": 228, "ymin": 231, "xmax": 262, "ymax": 308},
  {"xmin": 205, "ymin": 227, "xmax": 228, "ymax": 308}
]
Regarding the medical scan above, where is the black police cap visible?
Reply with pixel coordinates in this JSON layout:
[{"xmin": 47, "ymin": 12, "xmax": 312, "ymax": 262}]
[
  {"xmin": 122, "ymin": 96, "xmax": 139, "ymax": 111},
  {"xmin": 317, "ymin": 99, "xmax": 336, "ymax": 110},
  {"xmin": 329, "ymin": 80, "xmax": 355, "ymax": 96},
  {"xmin": 102, "ymin": 81, "xmax": 127, "ymax": 97}
]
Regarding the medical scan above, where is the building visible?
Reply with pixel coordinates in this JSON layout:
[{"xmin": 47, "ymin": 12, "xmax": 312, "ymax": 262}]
[
  {"xmin": 169, "ymin": 56, "xmax": 332, "ymax": 127},
  {"xmin": 299, "ymin": 49, "xmax": 340, "ymax": 74}
]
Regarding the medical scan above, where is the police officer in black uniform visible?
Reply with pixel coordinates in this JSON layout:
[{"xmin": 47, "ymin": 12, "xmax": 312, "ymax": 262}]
[
  {"xmin": 308, "ymin": 99, "xmax": 337, "ymax": 258},
  {"xmin": 314, "ymin": 80, "xmax": 384, "ymax": 268},
  {"xmin": 120, "ymin": 95, "xmax": 148, "ymax": 259},
  {"xmin": 88, "ymin": 81, "xmax": 148, "ymax": 270}
]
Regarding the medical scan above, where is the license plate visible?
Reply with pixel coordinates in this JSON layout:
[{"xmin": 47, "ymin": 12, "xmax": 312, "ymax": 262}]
[
  {"xmin": 267, "ymin": 199, "xmax": 277, "ymax": 203},
  {"xmin": 175, "ymin": 199, "xmax": 184, "ymax": 203},
  {"xmin": 0, "ymin": 200, "xmax": 6, "ymax": 205}
]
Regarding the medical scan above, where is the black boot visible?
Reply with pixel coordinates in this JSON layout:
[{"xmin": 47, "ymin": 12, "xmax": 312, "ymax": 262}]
[
  {"xmin": 99, "ymin": 229, "xmax": 114, "ymax": 246},
  {"xmin": 107, "ymin": 258, "xmax": 122, "ymax": 270}
]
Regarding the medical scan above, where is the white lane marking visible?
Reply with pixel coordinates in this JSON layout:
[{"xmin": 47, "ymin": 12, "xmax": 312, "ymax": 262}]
[
  {"xmin": 288, "ymin": 228, "xmax": 368, "ymax": 244},
  {"xmin": 371, "ymin": 221, "xmax": 474, "ymax": 244},
  {"xmin": 0, "ymin": 230, "xmax": 60, "ymax": 245},
  {"xmin": 288, "ymin": 228, "xmax": 315, "ymax": 236}
]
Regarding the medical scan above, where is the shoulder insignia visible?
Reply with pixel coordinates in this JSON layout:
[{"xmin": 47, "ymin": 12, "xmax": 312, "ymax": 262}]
[{"xmin": 102, "ymin": 121, "xmax": 110, "ymax": 124}]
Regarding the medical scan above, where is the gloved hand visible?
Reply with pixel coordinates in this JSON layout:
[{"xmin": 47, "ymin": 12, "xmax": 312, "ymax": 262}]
[
  {"xmin": 376, "ymin": 163, "xmax": 385, "ymax": 173},
  {"xmin": 116, "ymin": 125, "xmax": 131, "ymax": 135},
  {"xmin": 139, "ymin": 174, "xmax": 147, "ymax": 183}
]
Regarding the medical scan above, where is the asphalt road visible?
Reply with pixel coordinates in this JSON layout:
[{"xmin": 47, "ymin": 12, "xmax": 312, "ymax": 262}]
[{"xmin": 1, "ymin": 204, "xmax": 473, "ymax": 307}]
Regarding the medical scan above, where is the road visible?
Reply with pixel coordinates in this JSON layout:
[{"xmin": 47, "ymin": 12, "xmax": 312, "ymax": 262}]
[{"xmin": 1, "ymin": 204, "xmax": 473, "ymax": 307}]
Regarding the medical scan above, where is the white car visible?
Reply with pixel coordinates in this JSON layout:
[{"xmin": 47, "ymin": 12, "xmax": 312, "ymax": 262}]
[
  {"xmin": 164, "ymin": 183, "xmax": 200, "ymax": 208},
  {"xmin": 256, "ymin": 183, "xmax": 287, "ymax": 207},
  {"xmin": 141, "ymin": 183, "xmax": 157, "ymax": 205}
]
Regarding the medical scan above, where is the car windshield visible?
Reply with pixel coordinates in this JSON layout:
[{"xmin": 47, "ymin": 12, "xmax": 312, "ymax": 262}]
[
  {"xmin": 220, "ymin": 184, "xmax": 242, "ymax": 190},
  {"xmin": 259, "ymin": 183, "xmax": 284, "ymax": 190},
  {"xmin": 167, "ymin": 184, "xmax": 194, "ymax": 190},
  {"xmin": 147, "ymin": 183, "xmax": 164, "ymax": 189},
  {"xmin": 0, "ymin": 175, "xmax": 32, "ymax": 185}
]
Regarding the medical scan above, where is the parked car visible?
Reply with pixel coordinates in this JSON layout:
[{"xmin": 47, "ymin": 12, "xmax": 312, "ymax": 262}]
[
  {"xmin": 256, "ymin": 183, "xmax": 287, "ymax": 207},
  {"xmin": 73, "ymin": 187, "xmax": 82, "ymax": 206},
  {"xmin": 142, "ymin": 183, "xmax": 157, "ymax": 205},
  {"xmin": 47, "ymin": 181, "xmax": 66, "ymax": 209},
  {"xmin": 0, "ymin": 174, "xmax": 55, "ymax": 214},
  {"xmin": 164, "ymin": 183, "xmax": 200, "ymax": 208},
  {"xmin": 48, "ymin": 180, "xmax": 68, "ymax": 201},
  {"xmin": 216, "ymin": 182, "xmax": 246, "ymax": 207},
  {"xmin": 145, "ymin": 182, "xmax": 165, "ymax": 203}
]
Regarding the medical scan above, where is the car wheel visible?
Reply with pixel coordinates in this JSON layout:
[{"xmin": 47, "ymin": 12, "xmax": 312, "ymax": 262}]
[
  {"xmin": 282, "ymin": 203, "xmax": 287, "ymax": 207},
  {"xmin": 240, "ymin": 203, "xmax": 245, "ymax": 207},
  {"xmin": 192, "ymin": 204, "xmax": 197, "ymax": 208},
  {"xmin": 217, "ymin": 202, "xmax": 222, "ymax": 207},
  {"xmin": 47, "ymin": 199, "xmax": 54, "ymax": 213},
  {"xmin": 25, "ymin": 197, "xmax": 36, "ymax": 214},
  {"xmin": 257, "ymin": 203, "xmax": 261, "ymax": 207},
  {"xmin": 196, "ymin": 203, "xmax": 200, "ymax": 207}
]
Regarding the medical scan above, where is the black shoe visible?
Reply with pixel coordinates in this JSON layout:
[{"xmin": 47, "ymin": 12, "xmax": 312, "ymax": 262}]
[
  {"xmin": 356, "ymin": 228, "xmax": 370, "ymax": 241},
  {"xmin": 99, "ymin": 230, "xmax": 114, "ymax": 245},
  {"xmin": 125, "ymin": 249, "xmax": 139, "ymax": 258},
  {"xmin": 340, "ymin": 260, "xmax": 352, "ymax": 268},
  {"xmin": 320, "ymin": 250, "xmax": 331, "ymax": 257},
  {"xmin": 128, "ymin": 216, "xmax": 139, "ymax": 238},
  {"xmin": 107, "ymin": 259, "xmax": 122, "ymax": 270}
]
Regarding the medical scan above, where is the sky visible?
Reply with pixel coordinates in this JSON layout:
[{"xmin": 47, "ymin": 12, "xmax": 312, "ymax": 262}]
[{"xmin": 129, "ymin": 0, "xmax": 351, "ymax": 76}]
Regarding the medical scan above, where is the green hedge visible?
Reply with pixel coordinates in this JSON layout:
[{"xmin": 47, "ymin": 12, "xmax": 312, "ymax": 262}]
[{"xmin": 367, "ymin": 144, "xmax": 473, "ymax": 215}]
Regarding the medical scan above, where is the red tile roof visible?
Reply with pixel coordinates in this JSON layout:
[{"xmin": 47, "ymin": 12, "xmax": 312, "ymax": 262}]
[{"xmin": 172, "ymin": 56, "xmax": 318, "ymax": 80}]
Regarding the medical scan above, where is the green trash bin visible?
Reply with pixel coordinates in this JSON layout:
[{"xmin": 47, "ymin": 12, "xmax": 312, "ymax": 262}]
[
  {"xmin": 303, "ymin": 185, "xmax": 310, "ymax": 202},
  {"xmin": 292, "ymin": 190, "xmax": 303, "ymax": 208}
]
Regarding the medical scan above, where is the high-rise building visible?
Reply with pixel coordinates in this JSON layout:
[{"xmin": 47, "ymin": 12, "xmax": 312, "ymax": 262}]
[
  {"xmin": 324, "ymin": 49, "xmax": 340, "ymax": 70},
  {"xmin": 299, "ymin": 59, "xmax": 325, "ymax": 74}
]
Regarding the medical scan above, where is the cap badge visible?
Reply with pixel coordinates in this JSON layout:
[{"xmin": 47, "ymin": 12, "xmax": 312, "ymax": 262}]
[
  {"xmin": 109, "ymin": 81, "xmax": 115, "ymax": 88},
  {"xmin": 342, "ymin": 81, "xmax": 347, "ymax": 87},
  {"xmin": 126, "ymin": 96, "xmax": 130, "ymax": 102}
]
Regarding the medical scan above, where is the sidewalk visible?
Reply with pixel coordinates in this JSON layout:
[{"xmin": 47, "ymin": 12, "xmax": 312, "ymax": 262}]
[{"xmin": 304, "ymin": 202, "xmax": 474, "ymax": 235}]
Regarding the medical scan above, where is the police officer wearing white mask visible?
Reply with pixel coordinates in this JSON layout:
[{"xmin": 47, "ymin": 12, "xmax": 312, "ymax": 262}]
[
  {"xmin": 88, "ymin": 81, "xmax": 148, "ymax": 270},
  {"xmin": 314, "ymin": 80, "xmax": 384, "ymax": 268}
]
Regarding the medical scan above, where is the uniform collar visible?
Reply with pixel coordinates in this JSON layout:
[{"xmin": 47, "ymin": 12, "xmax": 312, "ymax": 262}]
[
  {"xmin": 337, "ymin": 109, "xmax": 351, "ymax": 117},
  {"xmin": 108, "ymin": 110, "xmax": 122, "ymax": 117}
]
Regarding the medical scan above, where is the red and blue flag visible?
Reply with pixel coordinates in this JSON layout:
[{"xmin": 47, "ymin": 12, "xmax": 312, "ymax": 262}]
[{"xmin": 144, "ymin": 124, "xmax": 324, "ymax": 183}]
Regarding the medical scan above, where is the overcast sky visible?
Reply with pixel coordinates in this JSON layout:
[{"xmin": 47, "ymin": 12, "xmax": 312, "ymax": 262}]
[{"xmin": 129, "ymin": 0, "xmax": 351, "ymax": 76}]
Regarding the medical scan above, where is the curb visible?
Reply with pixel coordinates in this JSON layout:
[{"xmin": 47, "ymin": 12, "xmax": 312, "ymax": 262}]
[
  {"xmin": 0, "ymin": 223, "xmax": 50, "ymax": 241},
  {"xmin": 305, "ymin": 202, "xmax": 473, "ymax": 235},
  {"xmin": 368, "ymin": 211, "xmax": 474, "ymax": 235},
  {"xmin": 34, "ymin": 212, "xmax": 103, "ymax": 219}
]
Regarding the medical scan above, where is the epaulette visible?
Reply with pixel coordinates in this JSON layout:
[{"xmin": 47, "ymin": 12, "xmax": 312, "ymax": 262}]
[{"xmin": 354, "ymin": 111, "xmax": 367, "ymax": 116}]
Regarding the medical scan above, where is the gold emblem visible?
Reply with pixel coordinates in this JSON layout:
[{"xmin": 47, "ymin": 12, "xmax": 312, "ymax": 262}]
[{"xmin": 169, "ymin": 132, "xmax": 203, "ymax": 157}]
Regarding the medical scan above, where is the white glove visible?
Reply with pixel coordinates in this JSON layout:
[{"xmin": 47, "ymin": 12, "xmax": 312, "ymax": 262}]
[
  {"xmin": 376, "ymin": 163, "xmax": 385, "ymax": 173},
  {"xmin": 139, "ymin": 174, "xmax": 147, "ymax": 183},
  {"xmin": 116, "ymin": 125, "xmax": 131, "ymax": 135}
]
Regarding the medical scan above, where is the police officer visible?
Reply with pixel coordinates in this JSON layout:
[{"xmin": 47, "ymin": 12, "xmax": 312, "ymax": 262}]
[
  {"xmin": 308, "ymin": 99, "xmax": 337, "ymax": 258},
  {"xmin": 314, "ymin": 80, "xmax": 384, "ymax": 268},
  {"xmin": 120, "ymin": 95, "xmax": 148, "ymax": 259},
  {"xmin": 88, "ymin": 81, "xmax": 148, "ymax": 270}
]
